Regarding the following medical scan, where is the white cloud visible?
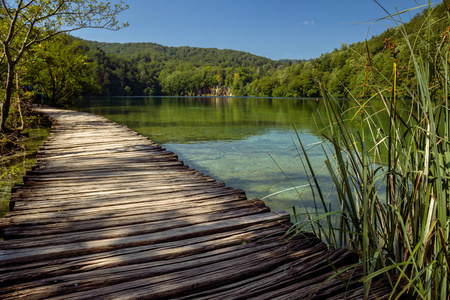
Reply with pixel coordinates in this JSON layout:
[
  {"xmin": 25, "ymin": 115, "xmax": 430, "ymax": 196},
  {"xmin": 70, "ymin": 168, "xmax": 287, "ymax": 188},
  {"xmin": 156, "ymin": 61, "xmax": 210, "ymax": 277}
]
[{"xmin": 303, "ymin": 20, "xmax": 315, "ymax": 25}]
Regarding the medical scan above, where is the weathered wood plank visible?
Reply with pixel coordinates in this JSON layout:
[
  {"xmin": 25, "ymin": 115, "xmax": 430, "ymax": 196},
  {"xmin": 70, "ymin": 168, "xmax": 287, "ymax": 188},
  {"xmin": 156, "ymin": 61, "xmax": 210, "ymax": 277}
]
[
  {"xmin": 13, "ymin": 174, "xmax": 215, "ymax": 193},
  {"xmin": 16, "ymin": 169, "xmax": 206, "ymax": 188},
  {"xmin": 0, "ymin": 221, "xmax": 289, "ymax": 286},
  {"xmin": 40, "ymin": 135, "xmax": 150, "ymax": 147},
  {"xmin": 0, "ymin": 211, "xmax": 290, "ymax": 259},
  {"xmin": 7, "ymin": 190, "xmax": 246, "ymax": 223},
  {"xmin": 13, "ymin": 173, "xmax": 214, "ymax": 191},
  {"xmin": 5, "ymin": 199, "xmax": 270, "ymax": 238},
  {"xmin": 21, "ymin": 165, "xmax": 204, "ymax": 182},
  {"xmin": 0, "ymin": 218, "xmax": 10, "ymax": 236},
  {"xmin": 34, "ymin": 154, "xmax": 181, "ymax": 170},
  {"xmin": 2, "ymin": 241, "xmax": 297, "ymax": 299},
  {"xmin": 14, "ymin": 178, "xmax": 224, "ymax": 199},
  {"xmin": 36, "ymin": 146, "xmax": 168, "ymax": 159},
  {"xmin": 9, "ymin": 187, "xmax": 243, "ymax": 215}
]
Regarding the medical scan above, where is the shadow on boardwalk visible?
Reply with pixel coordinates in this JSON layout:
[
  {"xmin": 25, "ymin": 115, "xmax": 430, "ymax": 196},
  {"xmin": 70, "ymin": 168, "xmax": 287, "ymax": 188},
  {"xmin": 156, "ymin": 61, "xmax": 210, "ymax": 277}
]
[{"xmin": 0, "ymin": 107, "xmax": 390, "ymax": 299}]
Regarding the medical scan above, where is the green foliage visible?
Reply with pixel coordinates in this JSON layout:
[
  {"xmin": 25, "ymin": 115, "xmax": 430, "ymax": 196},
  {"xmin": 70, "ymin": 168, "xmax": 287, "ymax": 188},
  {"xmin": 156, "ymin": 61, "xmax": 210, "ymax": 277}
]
[
  {"xmin": 82, "ymin": 40, "xmax": 288, "ymax": 97},
  {"xmin": 91, "ymin": 42, "xmax": 279, "ymax": 68},
  {"xmin": 0, "ymin": 0, "xmax": 128, "ymax": 131},
  {"xmin": 24, "ymin": 35, "xmax": 100, "ymax": 106}
]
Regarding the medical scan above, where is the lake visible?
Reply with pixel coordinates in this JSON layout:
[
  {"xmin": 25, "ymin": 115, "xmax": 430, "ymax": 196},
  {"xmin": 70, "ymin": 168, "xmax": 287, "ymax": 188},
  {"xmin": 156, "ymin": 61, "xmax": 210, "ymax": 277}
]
[{"xmin": 75, "ymin": 96, "xmax": 347, "ymax": 215}]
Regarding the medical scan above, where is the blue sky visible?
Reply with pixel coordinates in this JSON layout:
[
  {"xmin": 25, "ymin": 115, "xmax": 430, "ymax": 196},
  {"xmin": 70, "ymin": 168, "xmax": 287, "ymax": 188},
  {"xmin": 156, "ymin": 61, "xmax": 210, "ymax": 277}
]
[{"xmin": 74, "ymin": 0, "xmax": 431, "ymax": 60}]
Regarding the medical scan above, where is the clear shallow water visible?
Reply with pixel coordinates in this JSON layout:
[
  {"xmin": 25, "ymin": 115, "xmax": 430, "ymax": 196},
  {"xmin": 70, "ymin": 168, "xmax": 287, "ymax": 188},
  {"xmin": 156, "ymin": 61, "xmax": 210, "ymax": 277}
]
[{"xmin": 75, "ymin": 96, "xmax": 344, "ymax": 214}]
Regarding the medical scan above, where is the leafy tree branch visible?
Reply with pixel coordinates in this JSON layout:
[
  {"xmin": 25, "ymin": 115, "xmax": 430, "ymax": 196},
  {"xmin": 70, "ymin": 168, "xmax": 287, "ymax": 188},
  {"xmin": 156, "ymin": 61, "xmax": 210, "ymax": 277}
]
[{"xmin": 0, "ymin": 0, "xmax": 129, "ymax": 131}]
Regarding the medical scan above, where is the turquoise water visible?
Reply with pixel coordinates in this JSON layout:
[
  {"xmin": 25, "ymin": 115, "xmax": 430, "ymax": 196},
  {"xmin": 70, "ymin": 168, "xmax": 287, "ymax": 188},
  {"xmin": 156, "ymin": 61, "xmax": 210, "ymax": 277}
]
[{"xmin": 75, "ymin": 96, "xmax": 340, "ymax": 214}]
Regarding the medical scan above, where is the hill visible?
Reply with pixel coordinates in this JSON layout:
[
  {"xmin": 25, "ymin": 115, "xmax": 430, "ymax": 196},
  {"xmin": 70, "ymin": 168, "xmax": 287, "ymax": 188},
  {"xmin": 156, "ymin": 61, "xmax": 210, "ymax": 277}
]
[
  {"xmin": 84, "ymin": 41, "xmax": 290, "ymax": 68},
  {"xmin": 82, "ymin": 40, "xmax": 299, "ymax": 96}
]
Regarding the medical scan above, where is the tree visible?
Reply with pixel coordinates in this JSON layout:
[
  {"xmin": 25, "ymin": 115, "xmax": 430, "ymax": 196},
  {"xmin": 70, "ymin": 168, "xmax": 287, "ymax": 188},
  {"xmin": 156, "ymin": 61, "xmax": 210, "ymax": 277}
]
[
  {"xmin": 0, "ymin": 0, "xmax": 129, "ymax": 131},
  {"xmin": 26, "ymin": 35, "xmax": 100, "ymax": 106}
]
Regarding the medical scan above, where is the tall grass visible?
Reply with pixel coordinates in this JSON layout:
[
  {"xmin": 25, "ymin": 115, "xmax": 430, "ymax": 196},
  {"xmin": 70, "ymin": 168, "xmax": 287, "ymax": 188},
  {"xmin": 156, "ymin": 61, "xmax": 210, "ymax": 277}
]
[{"xmin": 288, "ymin": 2, "xmax": 450, "ymax": 299}]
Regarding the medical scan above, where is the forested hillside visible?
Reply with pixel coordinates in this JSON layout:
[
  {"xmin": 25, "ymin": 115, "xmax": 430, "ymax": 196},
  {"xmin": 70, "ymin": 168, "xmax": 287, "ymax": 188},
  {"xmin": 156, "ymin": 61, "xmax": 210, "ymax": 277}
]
[
  {"xmin": 81, "ymin": 40, "xmax": 296, "ymax": 96},
  {"xmin": 88, "ymin": 41, "xmax": 287, "ymax": 68},
  {"xmin": 80, "ymin": 2, "xmax": 448, "ymax": 99}
]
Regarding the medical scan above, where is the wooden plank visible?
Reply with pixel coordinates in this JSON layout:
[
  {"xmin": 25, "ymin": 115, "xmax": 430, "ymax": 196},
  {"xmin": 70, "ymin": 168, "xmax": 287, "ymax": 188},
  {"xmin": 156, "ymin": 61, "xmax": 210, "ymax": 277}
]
[
  {"xmin": 15, "ymin": 169, "xmax": 206, "ymax": 188},
  {"xmin": 40, "ymin": 142, "xmax": 159, "ymax": 150},
  {"xmin": 20, "ymin": 165, "xmax": 200, "ymax": 181},
  {"xmin": 2, "ymin": 208, "xmax": 283, "ymax": 247},
  {"xmin": 14, "ymin": 173, "xmax": 215, "ymax": 192},
  {"xmin": 34, "ymin": 154, "xmax": 181, "ymax": 170},
  {"xmin": 0, "ymin": 221, "xmax": 289, "ymax": 286},
  {"xmin": 0, "ymin": 218, "xmax": 10, "ymax": 237},
  {"xmin": 15, "ymin": 177, "xmax": 222, "ymax": 198},
  {"xmin": 40, "ymin": 136, "xmax": 150, "ymax": 147},
  {"xmin": 1, "ymin": 241, "xmax": 294, "ymax": 298},
  {"xmin": 10, "ymin": 193, "xmax": 251, "ymax": 220},
  {"xmin": 0, "ymin": 212, "xmax": 290, "ymax": 263},
  {"xmin": 21, "ymin": 166, "xmax": 196, "ymax": 182},
  {"xmin": 36, "ymin": 146, "xmax": 170, "ymax": 159},
  {"xmin": 11, "ymin": 184, "xmax": 237, "ymax": 207},
  {"xmin": 5, "ymin": 199, "xmax": 270, "ymax": 238},
  {"xmin": 11, "ymin": 179, "xmax": 220, "ymax": 204},
  {"xmin": 10, "ymin": 186, "xmax": 240, "ymax": 211},
  {"xmin": 37, "ymin": 150, "xmax": 179, "ymax": 162},
  {"xmin": 8, "ymin": 190, "xmax": 246, "ymax": 222}
]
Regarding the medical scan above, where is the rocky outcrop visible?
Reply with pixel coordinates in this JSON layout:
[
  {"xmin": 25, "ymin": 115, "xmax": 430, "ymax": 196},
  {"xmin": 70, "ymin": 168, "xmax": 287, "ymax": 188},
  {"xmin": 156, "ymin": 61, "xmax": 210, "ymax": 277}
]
[{"xmin": 193, "ymin": 86, "xmax": 232, "ymax": 96}]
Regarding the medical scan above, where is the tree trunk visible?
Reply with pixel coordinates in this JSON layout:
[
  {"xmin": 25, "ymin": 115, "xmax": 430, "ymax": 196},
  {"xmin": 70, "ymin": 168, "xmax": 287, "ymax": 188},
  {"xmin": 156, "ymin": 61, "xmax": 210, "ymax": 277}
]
[
  {"xmin": 50, "ymin": 68, "xmax": 57, "ymax": 105},
  {"xmin": 0, "ymin": 63, "xmax": 15, "ymax": 132},
  {"xmin": 16, "ymin": 73, "xmax": 24, "ymax": 131}
]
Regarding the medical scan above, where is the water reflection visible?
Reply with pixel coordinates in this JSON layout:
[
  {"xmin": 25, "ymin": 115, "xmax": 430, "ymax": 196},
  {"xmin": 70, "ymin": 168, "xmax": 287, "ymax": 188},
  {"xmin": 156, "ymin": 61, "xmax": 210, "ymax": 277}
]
[{"xmin": 80, "ymin": 96, "xmax": 327, "ymax": 142}]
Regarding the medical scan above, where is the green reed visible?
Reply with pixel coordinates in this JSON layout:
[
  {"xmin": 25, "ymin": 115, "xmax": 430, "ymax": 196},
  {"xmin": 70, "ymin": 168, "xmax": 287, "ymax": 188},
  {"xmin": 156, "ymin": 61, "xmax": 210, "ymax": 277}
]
[{"xmin": 287, "ymin": 2, "xmax": 450, "ymax": 299}]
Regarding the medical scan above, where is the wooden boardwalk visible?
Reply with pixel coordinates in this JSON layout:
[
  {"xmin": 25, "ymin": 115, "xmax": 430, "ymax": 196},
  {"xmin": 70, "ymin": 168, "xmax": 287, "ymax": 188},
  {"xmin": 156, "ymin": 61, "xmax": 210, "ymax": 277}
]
[{"xmin": 0, "ymin": 107, "xmax": 390, "ymax": 299}]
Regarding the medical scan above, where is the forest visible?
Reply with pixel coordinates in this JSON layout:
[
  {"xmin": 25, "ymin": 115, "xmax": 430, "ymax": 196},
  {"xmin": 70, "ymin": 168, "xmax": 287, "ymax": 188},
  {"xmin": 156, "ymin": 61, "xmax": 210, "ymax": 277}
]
[
  {"xmin": 72, "ymin": 2, "xmax": 448, "ymax": 100},
  {"xmin": 1, "ymin": 3, "xmax": 449, "ymax": 114}
]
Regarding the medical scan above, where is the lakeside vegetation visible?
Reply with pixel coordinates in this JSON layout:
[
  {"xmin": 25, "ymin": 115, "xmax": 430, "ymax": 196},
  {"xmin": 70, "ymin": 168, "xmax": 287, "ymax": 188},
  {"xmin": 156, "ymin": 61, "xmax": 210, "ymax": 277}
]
[
  {"xmin": 286, "ymin": 2, "xmax": 450, "ymax": 299},
  {"xmin": 0, "ymin": 114, "xmax": 50, "ymax": 217}
]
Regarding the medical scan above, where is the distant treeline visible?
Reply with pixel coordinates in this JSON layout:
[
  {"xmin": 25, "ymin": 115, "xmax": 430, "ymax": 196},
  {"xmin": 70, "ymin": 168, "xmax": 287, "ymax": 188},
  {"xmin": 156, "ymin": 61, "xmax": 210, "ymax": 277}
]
[{"xmin": 7, "ymin": 3, "xmax": 448, "ymax": 105}]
